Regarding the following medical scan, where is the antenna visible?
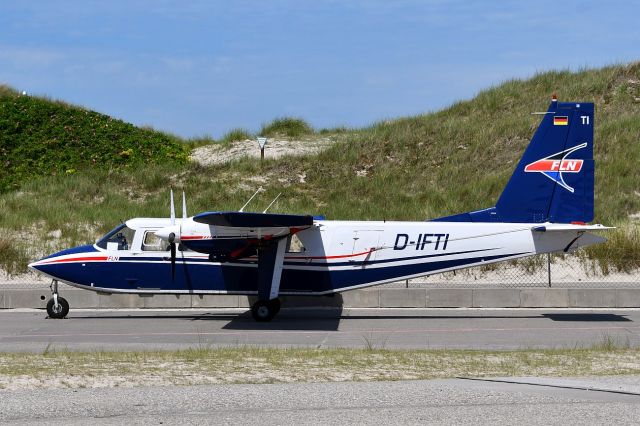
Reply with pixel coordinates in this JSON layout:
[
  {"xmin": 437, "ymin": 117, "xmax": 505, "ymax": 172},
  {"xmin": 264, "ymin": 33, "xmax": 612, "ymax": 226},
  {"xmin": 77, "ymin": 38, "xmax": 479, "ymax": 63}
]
[
  {"xmin": 531, "ymin": 93, "xmax": 559, "ymax": 115},
  {"xmin": 182, "ymin": 191, "xmax": 187, "ymax": 219},
  {"xmin": 239, "ymin": 187, "xmax": 262, "ymax": 212},
  {"xmin": 170, "ymin": 189, "xmax": 176, "ymax": 225},
  {"xmin": 263, "ymin": 193, "xmax": 282, "ymax": 213}
]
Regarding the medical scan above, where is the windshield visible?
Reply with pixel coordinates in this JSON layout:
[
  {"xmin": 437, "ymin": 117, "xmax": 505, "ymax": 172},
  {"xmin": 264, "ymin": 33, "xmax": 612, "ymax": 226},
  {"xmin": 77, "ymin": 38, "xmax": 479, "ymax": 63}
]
[{"xmin": 96, "ymin": 224, "xmax": 136, "ymax": 250}]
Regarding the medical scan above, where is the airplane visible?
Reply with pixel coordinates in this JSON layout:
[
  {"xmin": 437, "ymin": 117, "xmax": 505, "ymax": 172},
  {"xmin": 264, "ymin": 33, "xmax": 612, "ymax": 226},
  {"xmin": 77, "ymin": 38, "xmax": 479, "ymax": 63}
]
[{"xmin": 29, "ymin": 95, "xmax": 611, "ymax": 321}]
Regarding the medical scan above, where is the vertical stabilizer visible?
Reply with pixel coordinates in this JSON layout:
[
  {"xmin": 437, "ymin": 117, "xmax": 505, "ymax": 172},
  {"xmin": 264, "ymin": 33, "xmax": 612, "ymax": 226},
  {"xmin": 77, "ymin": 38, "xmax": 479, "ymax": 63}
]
[{"xmin": 433, "ymin": 96, "xmax": 595, "ymax": 224}]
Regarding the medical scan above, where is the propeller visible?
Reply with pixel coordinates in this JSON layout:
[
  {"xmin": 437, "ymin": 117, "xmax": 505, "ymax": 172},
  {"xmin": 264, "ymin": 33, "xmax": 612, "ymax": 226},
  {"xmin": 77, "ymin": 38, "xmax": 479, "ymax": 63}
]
[{"xmin": 159, "ymin": 190, "xmax": 187, "ymax": 281}]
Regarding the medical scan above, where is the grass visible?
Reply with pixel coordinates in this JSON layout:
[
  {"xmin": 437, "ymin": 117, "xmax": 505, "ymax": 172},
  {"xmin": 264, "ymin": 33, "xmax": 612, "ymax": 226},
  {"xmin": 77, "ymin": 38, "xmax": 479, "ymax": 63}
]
[
  {"xmin": 219, "ymin": 128, "xmax": 254, "ymax": 145},
  {"xmin": 0, "ymin": 86, "xmax": 188, "ymax": 192},
  {"xmin": 579, "ymin": 222, "xmax": 640, "ymax": 274},
  {"xmin": 1, "ymin": 343, "xmax": 639, "ymax": 390},
  {"xmin": 260, "ymin": 117, "xmax": 314, "ymax": 138},
  {"xmin": 1, "ymin": 63, "xmax": 640, "ymax": 272},
  {"xmin": 0, "ymin": 237, "xmax": 32, "ymax": 276}
]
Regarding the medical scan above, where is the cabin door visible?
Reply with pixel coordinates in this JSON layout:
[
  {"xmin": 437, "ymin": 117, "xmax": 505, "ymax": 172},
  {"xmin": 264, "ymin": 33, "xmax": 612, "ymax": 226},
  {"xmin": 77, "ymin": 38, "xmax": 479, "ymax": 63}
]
[{"xmin": 351, "ymin": 230, "xmax": 382, "ymax": 263}]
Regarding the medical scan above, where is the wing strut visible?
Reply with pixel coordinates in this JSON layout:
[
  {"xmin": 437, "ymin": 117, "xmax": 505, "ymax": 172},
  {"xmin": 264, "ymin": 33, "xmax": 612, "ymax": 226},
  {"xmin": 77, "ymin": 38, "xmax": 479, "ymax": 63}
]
[{"xmin": 257, "ymin": 238, "xmax": 287, "ymax": 301}]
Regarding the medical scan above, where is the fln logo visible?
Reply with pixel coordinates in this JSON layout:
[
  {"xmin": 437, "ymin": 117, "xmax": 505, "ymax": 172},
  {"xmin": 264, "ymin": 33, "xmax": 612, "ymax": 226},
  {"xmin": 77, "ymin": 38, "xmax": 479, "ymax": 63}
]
[{"xmin": 524, "ymin": 143, "xmax": 587, "ymax": 193}]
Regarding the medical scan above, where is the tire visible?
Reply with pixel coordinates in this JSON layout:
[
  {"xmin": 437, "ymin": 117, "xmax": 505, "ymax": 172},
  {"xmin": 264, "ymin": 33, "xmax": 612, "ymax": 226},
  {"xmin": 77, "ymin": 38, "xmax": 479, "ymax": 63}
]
[
  {"xmin": 269, "ymin": 298, "xmax": 281, "ymax": 316},
  {"xmin": 46, "ymin": 297, "xmax": 69, "ymax": 319},
  {"xmin": 251, "ymin": 299, "xmax": 277, "ymax": 322}
]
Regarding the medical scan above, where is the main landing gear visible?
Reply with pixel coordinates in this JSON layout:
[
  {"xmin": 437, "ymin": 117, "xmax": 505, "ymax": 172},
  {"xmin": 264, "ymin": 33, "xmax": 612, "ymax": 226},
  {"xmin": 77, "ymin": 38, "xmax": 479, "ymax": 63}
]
[
  {"xmin": 251, "ymin": 298, "xmax": 281, "ymax": 322},
  {"xmin": 46, "ymin": 280, "xmax": 69, "ymax": 319}
]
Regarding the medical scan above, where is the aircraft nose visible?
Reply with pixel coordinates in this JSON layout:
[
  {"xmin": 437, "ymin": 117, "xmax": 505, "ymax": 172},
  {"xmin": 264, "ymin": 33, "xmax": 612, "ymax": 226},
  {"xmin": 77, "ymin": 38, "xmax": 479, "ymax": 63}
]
[
  {"xmin": 28, "ymin": 244, "xmax": 98, "ymax": 274},
  {"xmin": 155, "ymin": 225, "xmax": 181, "ymax": 242},
  {"xmin": 27, "ymin": 260, "xmax": 41, "ymax": 272},
  {"xmin": 28, "ymin": 252, "xmax": 60, "ymax": 272},
  {"xmin": 28, "ymin": 253, "xmax": 60, "ymax": 275}
]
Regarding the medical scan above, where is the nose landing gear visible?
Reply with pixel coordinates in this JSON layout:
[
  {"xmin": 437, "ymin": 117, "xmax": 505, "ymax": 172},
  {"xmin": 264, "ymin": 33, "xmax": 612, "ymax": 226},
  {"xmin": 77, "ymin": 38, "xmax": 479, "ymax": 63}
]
[{"xmin": 46, "ymin": 280, "xmax": 69, "ymax": 319}]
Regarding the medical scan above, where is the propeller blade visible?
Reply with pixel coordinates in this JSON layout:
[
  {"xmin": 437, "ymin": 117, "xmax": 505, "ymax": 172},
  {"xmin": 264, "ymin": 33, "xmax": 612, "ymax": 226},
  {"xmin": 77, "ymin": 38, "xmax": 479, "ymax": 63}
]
[
  {"xmin": 182, "ymin": 191, "xmax": 187, "ymax": 219},
  {"xmin": 170, "ymin": 189, "xmax": 175, "ymax": 226},
  {"xmin": 169, "ymin": 232, "xmax": 176, "ymax": 281},
  {"xmin": 170, "ymin": 242, "xmax": 176, "ymax": 281}
]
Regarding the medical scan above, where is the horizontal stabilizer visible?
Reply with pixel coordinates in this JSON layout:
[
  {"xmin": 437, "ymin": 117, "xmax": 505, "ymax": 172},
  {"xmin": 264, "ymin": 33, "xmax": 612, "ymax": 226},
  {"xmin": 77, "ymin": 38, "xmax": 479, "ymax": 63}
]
[
  {"xmin": 193, "ymin": 211, "xmax": 314, "ymax": 228},
  {"xmin": 531, "ymin": 223, "xmax": 614, "ymax": 232}
]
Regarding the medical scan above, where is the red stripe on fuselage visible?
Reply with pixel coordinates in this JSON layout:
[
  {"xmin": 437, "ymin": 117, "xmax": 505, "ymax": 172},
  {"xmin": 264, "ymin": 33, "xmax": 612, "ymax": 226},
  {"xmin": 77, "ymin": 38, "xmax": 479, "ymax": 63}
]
[
  {"xmin": 38, "ymin": 256, "xmax": 109, "ymax": 265},
  {"xmin": 285, "ymin": 249, "xmax": 374, "ymax": 261},
  {"xmin": 37, "ymin": 249, "xmax": 373, "ymax": 266}
]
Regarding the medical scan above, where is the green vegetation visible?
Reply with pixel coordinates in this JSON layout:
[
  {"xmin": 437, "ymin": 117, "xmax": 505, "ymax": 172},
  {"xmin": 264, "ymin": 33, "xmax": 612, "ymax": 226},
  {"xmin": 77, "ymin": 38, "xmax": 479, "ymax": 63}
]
[
  {"xmin": 219, "ymin": 128, "xmax": 253, "ymax": 144},
  {"xmin": 260, "ymin": 117, "xmax": 313, "ymax": 138},
  {"xmin": 1, "ymin": 63, "xmax": 640, "ymax": 273},
  {"xmin": 1, "ymin": 344, "xmax": 639, "ymax": 389},
  {"xmin": 184, "ymin": 134, "xmax": 216, "ymax": 148},
  {"xmin": 0, "ymin": 237, "xmax": 31, "ymax": 275},
  {"xmin": 0, "ymin": 85, "xmax": 189, "ymax": 192}
]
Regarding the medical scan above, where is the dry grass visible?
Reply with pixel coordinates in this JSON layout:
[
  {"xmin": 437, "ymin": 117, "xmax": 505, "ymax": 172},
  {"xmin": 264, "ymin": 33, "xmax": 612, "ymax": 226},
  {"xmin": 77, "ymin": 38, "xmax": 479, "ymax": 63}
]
[{"xmin": 1, "ymin": 342, "xmax": 640, "ymax": 390}]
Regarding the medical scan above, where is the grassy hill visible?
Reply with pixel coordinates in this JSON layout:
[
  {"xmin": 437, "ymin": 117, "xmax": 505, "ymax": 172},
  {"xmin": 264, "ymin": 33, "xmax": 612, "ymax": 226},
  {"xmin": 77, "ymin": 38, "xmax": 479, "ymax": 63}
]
[
  {"xmin": 0, "ymin": 85, "xmax": 188, "ymax": 192},
  {"xmin": 0, "ymin": 63, "xmax": 639, "ymax": 274}
]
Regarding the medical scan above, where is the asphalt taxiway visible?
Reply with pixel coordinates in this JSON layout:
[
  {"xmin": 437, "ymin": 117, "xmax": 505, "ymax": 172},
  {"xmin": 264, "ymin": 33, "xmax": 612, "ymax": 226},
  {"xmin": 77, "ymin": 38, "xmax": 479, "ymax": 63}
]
[
  {"xmin": 1, "ymin": 308, "xmax": 639, "ymax": 352},
  {"xmin": 2, "ymin": 376, "xmax": 640, "ymax": 425}
]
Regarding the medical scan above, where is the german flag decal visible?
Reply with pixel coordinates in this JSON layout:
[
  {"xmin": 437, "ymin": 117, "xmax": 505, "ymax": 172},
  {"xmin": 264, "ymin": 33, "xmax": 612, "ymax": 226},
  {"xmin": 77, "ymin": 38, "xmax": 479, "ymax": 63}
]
[{"xmin": 553, "ymin": 116, "xmax": 568, "ymax": 126}]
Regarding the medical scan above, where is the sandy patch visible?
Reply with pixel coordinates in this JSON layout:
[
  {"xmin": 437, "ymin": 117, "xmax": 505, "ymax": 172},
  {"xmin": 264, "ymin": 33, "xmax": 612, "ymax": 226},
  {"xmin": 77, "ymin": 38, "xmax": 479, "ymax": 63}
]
[{"xmin": 190, "ymin": 137, "xmax": 335, "ymax": 167}]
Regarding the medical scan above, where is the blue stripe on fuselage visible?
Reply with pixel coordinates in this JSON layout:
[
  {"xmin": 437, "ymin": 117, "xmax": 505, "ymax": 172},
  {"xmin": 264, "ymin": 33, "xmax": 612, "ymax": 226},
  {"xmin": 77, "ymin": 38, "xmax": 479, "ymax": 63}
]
[
  {"xmin": 108, "ymin": 247, "xmax": 497, "ymax": 267},
  {"xmin": 35, "ymin": 252, "xmax": 526, "ymax": 294}
]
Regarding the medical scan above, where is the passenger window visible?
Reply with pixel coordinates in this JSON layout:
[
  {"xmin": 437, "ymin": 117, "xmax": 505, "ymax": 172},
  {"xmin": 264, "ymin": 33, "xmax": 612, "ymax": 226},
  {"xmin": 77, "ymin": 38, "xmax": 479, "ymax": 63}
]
[
  {"xmin": 142, "ymin": 231, "xmax": 169, "ymax": 251},
  {"xmin": 286, "ymin": 234, "xmax": 306, "ymax": 253}
]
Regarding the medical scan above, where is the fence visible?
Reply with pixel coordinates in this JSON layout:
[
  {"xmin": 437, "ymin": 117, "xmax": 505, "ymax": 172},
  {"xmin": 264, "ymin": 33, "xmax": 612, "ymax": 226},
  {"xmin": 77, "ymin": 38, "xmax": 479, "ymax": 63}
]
[
  {"xmin": 385, "ymin": 253, "xmax": 640, "ymax": 288},
  {"xmin": 2, "ymin": 252, "xmax": 638, "ymax": 291}
]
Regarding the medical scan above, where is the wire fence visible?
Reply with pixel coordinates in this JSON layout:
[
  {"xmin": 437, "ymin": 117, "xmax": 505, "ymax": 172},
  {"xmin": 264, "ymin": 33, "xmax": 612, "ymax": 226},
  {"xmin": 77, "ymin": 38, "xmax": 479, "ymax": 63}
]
[
  {"xmin": 385, "ymin": 253, "xmax": 640, "ymax": 288},
  {"xmin": 2, "ymin": 253, "xmax": 639, "ymax": 290}
]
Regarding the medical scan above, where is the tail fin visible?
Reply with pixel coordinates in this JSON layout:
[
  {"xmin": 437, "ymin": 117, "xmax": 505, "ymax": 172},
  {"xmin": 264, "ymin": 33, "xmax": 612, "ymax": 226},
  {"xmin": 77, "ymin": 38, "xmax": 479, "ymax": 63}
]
[{"xmin": 435, "ymin": 96, "xmax": 594, "ymax": 224}]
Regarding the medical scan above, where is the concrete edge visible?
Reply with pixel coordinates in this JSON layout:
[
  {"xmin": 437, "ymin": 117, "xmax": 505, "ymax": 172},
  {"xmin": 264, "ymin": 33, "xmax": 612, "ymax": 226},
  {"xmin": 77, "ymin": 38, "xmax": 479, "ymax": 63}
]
[{"xmin": 1, "ymin": 288, "xmax": 640, "ymax": 309}]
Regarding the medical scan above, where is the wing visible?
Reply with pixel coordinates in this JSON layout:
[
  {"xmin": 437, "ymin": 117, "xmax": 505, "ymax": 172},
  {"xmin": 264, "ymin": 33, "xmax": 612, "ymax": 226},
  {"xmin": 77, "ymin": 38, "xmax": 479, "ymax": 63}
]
[
  {"xmin": 193, "ymin": 211, "xmax": 313, "ymax": 228},
  {"xmin": 188, "ymin": 212, "xmax": 314, "ymax": 304},
  {"xmin": 170, "ymin": 211, "xmax": 314, "ymax": 261}
]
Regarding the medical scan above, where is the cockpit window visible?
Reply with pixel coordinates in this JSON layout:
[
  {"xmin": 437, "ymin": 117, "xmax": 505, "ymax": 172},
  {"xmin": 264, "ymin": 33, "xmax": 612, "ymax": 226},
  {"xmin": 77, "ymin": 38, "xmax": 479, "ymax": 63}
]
[
  {"xmin": 96, "ymin": 224, "xmax": 136, "ymax": 250},
  {"xmin": 142, "ymin": 231, "xmax": 169, "ymax": 251}
]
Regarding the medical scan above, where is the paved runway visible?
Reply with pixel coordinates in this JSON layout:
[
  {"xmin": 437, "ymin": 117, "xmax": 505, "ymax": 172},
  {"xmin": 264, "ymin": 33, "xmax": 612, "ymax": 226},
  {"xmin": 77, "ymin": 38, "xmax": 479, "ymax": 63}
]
[
  {"xmin": 1, "ymin": 308, "xmax": 640, "ymax": 352},
  {"xmin": 2, "ymin": 377, "xmax": 640, "ymax": 425}
]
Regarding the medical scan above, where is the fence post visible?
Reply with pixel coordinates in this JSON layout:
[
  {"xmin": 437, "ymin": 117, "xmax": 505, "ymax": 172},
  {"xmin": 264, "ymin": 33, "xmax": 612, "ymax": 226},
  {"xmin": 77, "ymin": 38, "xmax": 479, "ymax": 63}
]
[{"xmin": 547, "ymin": 253, "xmax": 552, "ymax": 287}]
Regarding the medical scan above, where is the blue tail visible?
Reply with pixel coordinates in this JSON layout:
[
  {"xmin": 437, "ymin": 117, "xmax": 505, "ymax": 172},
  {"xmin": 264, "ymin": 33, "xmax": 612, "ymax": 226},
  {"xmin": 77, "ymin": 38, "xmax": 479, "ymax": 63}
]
[{"xmin": 435, "ymin": 97, "xmax": 594, "ymax": 224}]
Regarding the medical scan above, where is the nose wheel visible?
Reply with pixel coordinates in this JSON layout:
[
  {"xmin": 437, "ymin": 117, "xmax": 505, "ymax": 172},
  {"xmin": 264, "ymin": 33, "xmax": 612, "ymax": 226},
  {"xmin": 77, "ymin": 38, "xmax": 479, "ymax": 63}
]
[{"xmin": 46, "ymin": 280, "xmax": 69, "ymax": 319}]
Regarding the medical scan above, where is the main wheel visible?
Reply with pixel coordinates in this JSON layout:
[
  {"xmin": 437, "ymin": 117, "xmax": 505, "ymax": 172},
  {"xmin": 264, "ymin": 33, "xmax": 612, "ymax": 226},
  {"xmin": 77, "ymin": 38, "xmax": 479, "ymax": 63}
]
[
  {"xmin": 46, "ymin": 297, "xmax": 69, "ymax": 319},
  {"xmin": 270, "ymin": 298, "xmax": 281, "ymax": 316},
  {"xmin": 251, "ymin": 299, "xmax": 279, "ymax": 322}
]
